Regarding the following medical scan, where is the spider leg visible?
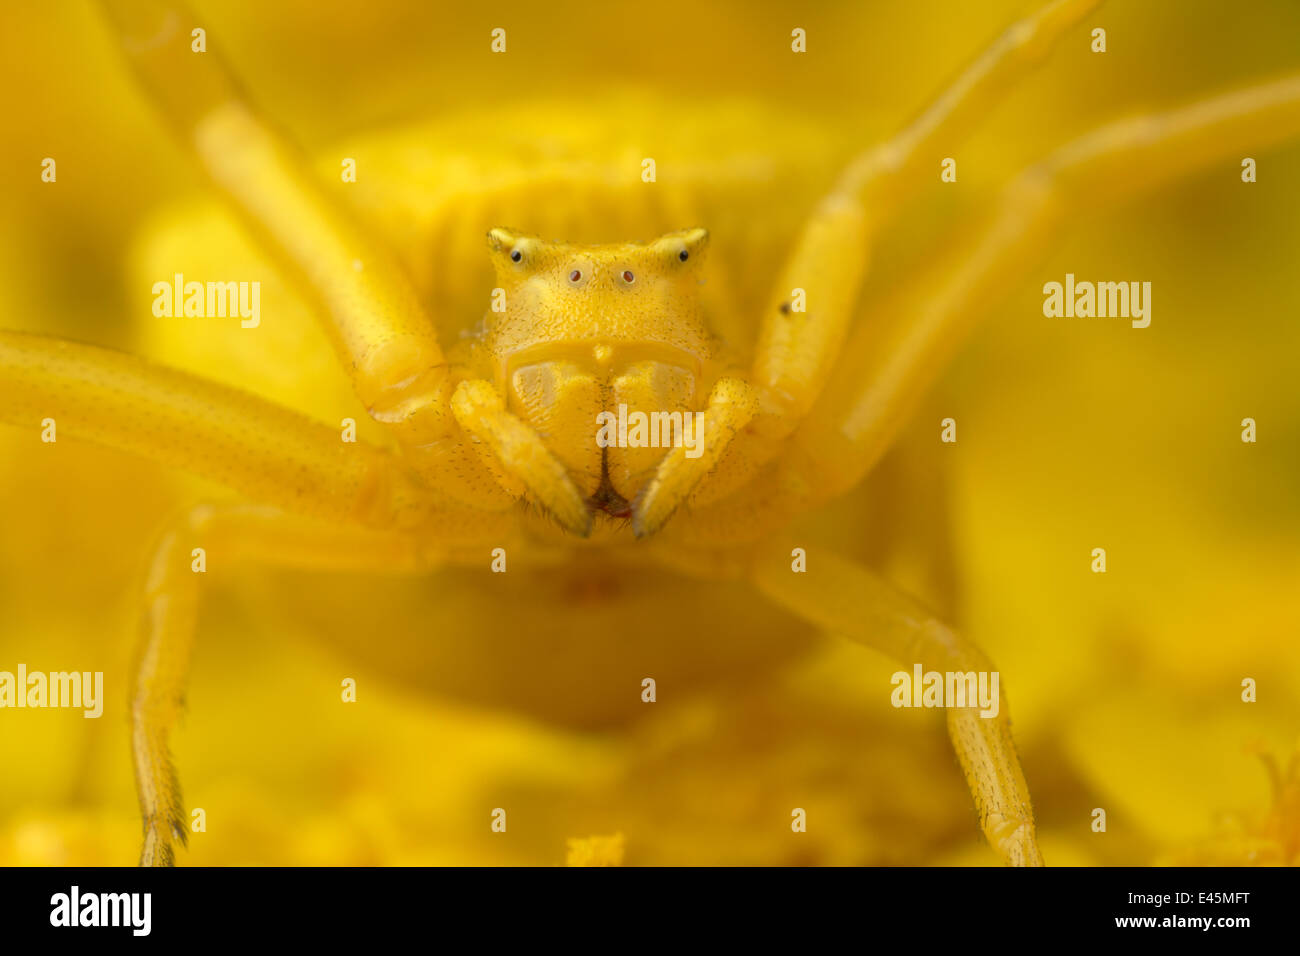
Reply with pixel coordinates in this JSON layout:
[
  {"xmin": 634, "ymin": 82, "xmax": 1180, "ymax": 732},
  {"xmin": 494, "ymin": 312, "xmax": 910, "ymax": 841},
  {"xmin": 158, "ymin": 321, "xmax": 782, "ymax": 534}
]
[
  {"xmin": 0, "ymin": 331, "xmax": 427, "ymax": 528},
  {"xmin": 678, "ymin": 0, "xmax": 1099, "ymax": 518},
  {"xmin": 673, "ymin": 71, "xmax": 1300, "ymax": 545},
  {"xmin": 751, "ymin": 545, "xmax": 1041, "ymax": 866},
  {"xmin": 102, "ymin": 1, "xmax": 575, "ymax": 521},
  {"xmin": 133, "ymin": 504, "xmax": 445, "ymax": 865},
  {"xmin": 796, "ymin": 72, "xmax": 1300, "ymax": 498},
  {"xmin": 750, "ymin": 0, "xmax": 1101, "ymax": 433},
  {"xmin": 0, "ymin": 335, "xmax": 513, "ymax": 865},
  {"xmin": 101, "ymin": 0, "xmax": 452, "ymax": 448}
]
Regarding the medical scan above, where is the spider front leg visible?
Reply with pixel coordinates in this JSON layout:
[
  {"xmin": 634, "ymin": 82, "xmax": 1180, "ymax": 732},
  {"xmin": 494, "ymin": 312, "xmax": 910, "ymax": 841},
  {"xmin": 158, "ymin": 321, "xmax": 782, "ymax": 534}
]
[
  {"xmin": 796, "ymin": 72, "xmax": 1300, "ymax": 498},
  {"xmin": 0, "ymin": 330, "xmax": 509, "ymax": 863},
  {"xmin": 104, "ymin": 2, "xmax": 581, "ymax": 523},
  {"xmin": 134, "ymin": 504, "xmax": 443, "ymax": 866},
  {"xmin": 0, "ymin": 331, "xmax": 429, "ymax": 528},
  {"xmin": 750, "ymin": 0, "xmax": 1101, "ymax": 433},
  {"xmin": 751, "ymin": 546, "xmax": 1041, "ymax": 866},
  {"xmin": 103, "ymin": 0, "xmax": 460, "ymax": 456},
  {"xmin": 680, "ymin": 0, "xmax": 1100, "ymax": 516}
]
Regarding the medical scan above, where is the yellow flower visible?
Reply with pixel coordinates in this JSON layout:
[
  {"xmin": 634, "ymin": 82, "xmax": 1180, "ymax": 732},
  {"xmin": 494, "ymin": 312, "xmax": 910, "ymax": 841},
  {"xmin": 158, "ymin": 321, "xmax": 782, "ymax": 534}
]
[{"xmin": 566, "ymin": 833, "xmax": 625, "ymax": 867}]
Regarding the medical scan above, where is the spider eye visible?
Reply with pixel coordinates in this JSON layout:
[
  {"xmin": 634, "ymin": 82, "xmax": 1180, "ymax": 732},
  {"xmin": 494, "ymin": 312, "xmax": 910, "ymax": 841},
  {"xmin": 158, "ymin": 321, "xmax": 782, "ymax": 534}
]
[
  {"xmin": 678, "ymin": 249, "xmax": 689, "ymax": 262},
  {"xmin": 622, "ymin": 270, "xmax": 635, "ymax": 283},
  {"xmin": 569, "ymin": 269, "xmax": 582, "ymax": 283},
  {"xmin": 510, "ymin": 249, "xmax": 522, "ymax": 263}
]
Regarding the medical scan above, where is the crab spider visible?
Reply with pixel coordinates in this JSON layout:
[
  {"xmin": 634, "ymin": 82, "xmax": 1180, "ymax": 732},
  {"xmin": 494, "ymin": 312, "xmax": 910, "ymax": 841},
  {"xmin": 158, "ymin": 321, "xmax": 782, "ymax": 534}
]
[{"xmin": 3, "ymin": 0, "xmax": 1299, "ymax": 866}]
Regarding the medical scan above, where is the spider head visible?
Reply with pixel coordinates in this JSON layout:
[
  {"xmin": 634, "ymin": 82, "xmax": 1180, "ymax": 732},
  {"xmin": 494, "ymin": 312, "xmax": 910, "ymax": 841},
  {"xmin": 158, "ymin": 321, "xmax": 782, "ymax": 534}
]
[
  {"xmin": 480, "ymin": 227, "xmax": 718, "ymax": 524},
  {"xmin": 485, "ymin": 227, "xmax": 711, "ymax": 348}
]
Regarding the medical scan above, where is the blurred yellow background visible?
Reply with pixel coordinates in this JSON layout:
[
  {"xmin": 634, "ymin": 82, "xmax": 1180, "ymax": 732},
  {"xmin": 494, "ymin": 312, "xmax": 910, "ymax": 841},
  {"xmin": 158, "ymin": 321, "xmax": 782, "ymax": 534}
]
[{"xmin": 1, "ymin": 0, "xmax": 1298, "ymax": 865}]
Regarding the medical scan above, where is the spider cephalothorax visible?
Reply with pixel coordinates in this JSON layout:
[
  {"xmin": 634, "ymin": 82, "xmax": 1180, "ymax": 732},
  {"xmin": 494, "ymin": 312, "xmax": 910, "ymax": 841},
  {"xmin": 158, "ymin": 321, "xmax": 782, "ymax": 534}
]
[{"xmin": 472, "ymin": 227, "xmax": 723, "ymax": 520}]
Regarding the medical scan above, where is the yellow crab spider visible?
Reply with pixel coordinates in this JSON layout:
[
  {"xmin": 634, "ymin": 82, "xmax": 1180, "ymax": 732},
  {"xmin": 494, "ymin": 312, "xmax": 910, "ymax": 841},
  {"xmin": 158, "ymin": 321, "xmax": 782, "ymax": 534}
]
[{"xmin": 3, "ymin": 0, "xmax": 1299, "ymax": 865}]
